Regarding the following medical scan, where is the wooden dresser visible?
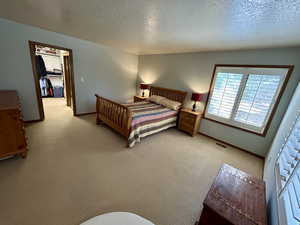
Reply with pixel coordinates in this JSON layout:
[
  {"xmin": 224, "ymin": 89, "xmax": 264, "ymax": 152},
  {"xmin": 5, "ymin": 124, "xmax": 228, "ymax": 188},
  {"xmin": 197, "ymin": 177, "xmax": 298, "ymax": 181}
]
[
  {"xmin": 198, "ymin": 164, "xmax": 267, "ymax": 225},
  {"xmin": 0, "ymin": 91, "xmax": 27, "ymax": 159}
]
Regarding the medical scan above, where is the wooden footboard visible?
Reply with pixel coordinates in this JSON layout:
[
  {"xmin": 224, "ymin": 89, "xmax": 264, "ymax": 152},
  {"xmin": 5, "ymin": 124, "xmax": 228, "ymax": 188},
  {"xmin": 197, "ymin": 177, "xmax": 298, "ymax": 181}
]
[{"xmin": 95, "ymin": 94, "xmax": 132, "ymax": 139}]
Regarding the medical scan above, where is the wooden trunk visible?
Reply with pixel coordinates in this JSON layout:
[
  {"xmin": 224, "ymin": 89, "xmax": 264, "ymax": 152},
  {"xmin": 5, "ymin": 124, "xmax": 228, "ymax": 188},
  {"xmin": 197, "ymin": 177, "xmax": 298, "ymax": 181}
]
[
  {"xmin": 198, "ymin": 164, "xmax": 267, "ymax": 225},
  {"xmin": 0, "ymin": 91, "xmax": 27, "ymax": 159}
]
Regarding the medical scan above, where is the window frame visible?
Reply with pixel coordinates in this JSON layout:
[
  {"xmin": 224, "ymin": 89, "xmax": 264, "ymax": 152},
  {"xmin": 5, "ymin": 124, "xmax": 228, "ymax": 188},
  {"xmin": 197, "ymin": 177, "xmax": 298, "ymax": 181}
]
[{"xmin": 203, "ymin": 64, "xmax": 294, "ymax": 136}]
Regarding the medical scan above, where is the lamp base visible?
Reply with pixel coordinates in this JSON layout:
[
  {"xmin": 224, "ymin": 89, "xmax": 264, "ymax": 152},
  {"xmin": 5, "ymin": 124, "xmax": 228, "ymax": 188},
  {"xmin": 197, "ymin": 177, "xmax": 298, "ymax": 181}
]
[{"xmin": 192, "ymin": 102, "xmax": 197, "ymax": 112}]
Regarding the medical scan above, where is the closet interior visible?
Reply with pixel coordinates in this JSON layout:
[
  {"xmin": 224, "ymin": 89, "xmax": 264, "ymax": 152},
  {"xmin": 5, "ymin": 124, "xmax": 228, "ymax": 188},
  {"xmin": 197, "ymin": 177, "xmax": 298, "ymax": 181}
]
[{"xmin": 35, "ymin": 46, "xmax": 68, "ymax": 99}]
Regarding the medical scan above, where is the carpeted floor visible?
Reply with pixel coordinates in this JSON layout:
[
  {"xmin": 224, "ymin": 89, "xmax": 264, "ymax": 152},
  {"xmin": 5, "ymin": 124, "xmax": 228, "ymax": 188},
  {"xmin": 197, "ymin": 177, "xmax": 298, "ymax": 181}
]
[{"xmin": 0, "ymin": 98, "xmax": 264, "ymax": 225}]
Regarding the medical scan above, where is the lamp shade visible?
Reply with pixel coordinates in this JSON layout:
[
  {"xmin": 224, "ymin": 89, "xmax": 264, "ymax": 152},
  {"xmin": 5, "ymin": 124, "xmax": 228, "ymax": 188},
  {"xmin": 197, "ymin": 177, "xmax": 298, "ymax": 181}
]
[
  {"xmin": 140, "ymin": 83, "xmax": 149, "ymax": 90},
  {"xmin": 191, "ymin": 93, "xmax": 203, "ymax": 102}
]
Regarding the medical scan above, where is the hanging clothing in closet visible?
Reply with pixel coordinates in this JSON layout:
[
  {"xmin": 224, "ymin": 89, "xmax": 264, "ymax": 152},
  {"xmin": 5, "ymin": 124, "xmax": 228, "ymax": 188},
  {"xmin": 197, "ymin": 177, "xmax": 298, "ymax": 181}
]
[
  {"xmin": 53, "ymin": 86, "xmax": 64, "ymax": 98},
  {"xmin": 40, "ymin": 77, "xmax": 54, "ymax": 97},
  {"xmin": 35, "ymin": 55, "xmax": 47, "ymax": 79},
  {"xmin": 36, "ymin": 53, "xmax": 64, "ymax": 98}
]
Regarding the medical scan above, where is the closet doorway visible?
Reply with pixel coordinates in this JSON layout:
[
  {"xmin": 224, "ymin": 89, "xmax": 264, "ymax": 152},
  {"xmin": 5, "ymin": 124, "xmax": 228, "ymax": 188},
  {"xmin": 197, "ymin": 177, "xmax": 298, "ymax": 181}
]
[{"xmin": 28, "ymin": 41, "xmax": 76, "ymax": 120}]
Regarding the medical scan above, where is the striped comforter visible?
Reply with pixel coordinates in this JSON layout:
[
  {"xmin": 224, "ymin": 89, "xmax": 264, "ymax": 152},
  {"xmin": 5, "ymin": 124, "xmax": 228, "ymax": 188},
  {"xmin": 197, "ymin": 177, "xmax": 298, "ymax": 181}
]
[{"xmin": 124, "ymin": 101, "xmax": 178, "ymax": 147}]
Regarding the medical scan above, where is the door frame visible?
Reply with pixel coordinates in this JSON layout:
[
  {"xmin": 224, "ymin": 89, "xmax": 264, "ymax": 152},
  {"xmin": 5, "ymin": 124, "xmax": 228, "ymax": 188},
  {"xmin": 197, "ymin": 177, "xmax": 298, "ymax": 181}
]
[
  {"xmin": 28, "ymin": 40, "xmax": 77, "ymax": 120},
  {"xmin": 63, "ymin": 55, "xmax": 72, "ymax": 107}
]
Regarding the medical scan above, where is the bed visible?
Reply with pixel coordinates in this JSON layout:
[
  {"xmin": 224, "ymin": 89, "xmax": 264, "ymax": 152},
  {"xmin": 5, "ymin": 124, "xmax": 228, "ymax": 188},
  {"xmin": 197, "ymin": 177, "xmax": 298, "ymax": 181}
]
[{"xmin": 95, "ymin": 86, "xmax": 187, "ymax": 147}]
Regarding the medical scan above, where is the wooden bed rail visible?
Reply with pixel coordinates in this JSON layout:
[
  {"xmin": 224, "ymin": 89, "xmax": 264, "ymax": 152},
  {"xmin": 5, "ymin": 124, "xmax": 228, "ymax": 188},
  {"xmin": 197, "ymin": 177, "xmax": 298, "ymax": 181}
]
[{"xmin": 95, "ymin": 94, "xmax": 132, "ymax": 138}]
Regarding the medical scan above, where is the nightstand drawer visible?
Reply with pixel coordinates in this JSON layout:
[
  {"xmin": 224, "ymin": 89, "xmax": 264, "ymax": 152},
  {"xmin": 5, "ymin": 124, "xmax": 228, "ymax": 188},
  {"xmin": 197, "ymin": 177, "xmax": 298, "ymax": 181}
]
[
  {"xmin": 179, "ymin": 120, "xmax": 194, "ymax": 129},
  {"xmin": 134, "ymin": 96, "xmax": 148, "ymax": 103},
  {"xmin": 181, "ymin": 111, "xmax": 196, "ymax": 118},
  {"xmin": 178, "ymin": 122, "xmax": 194, "ymax": 134},
  {"xmin": 180, "ymin": 114, "xmax": 196, "ymax": 124}
]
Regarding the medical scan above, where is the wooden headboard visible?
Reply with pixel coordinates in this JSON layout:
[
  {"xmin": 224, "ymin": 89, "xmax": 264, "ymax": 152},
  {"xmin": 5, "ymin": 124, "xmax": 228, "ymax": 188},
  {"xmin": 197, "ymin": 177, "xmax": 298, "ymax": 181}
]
[{"xmin": 149, "ymin": 86, "xmax": 187, "ymax": 104}]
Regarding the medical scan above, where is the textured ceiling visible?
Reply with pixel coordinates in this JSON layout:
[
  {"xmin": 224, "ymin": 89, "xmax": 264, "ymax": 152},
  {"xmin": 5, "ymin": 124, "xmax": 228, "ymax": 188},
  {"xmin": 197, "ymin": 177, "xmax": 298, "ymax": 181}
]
[{"xmin": 0, "ymin": 0, "xmax": 300, "ymax": 55}]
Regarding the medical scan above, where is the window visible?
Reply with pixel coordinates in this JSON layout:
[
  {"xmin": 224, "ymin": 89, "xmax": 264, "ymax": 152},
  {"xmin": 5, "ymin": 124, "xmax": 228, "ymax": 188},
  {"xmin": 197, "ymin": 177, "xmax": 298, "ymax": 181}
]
[
  {"xmin": 275, "ymin": 110, "xmax": 300, "ymax": 225},
  {"xmin": 204, "ymin": 65, "xmax": 293, "ymax": 135}
]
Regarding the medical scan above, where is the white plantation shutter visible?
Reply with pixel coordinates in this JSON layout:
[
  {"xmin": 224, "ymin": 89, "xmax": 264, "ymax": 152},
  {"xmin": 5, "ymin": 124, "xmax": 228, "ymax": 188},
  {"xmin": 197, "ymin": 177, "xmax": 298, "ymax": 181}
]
[
  {"xmin": 207, "ymin": 72, "xmax": 243, "ymax": 119},
  {"xmin": 234, "ymin": 74, "xmax": 281, "ymax": 127},
  {"xmin": 205, "ymin": 66, "xmax": 290, "ymax": 134},
  {"xmin": 276, "ymin": 110, "xmax": 300, "ymax": 225}
]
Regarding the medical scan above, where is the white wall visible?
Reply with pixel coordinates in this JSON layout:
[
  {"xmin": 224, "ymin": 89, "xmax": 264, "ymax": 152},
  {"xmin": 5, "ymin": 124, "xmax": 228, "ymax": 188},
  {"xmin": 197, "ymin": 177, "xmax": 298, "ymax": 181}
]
[
  {"xmin": 138, "ymin": 48, "xmax": 300, "ymax": 156},
  {"xmin": 0, "ymin": 18, "xmax": 138, "ymax": 120},
  {"xmin": 263, "ymin": 83, "xmax": 300, "ymax": 225}
]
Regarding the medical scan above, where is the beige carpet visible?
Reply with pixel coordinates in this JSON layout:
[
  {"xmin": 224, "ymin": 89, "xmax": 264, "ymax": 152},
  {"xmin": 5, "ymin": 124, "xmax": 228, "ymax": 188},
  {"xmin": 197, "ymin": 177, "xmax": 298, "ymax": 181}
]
[{"xmin": 0, "ymin": 98, "xmax": 264, "ymax": 225}]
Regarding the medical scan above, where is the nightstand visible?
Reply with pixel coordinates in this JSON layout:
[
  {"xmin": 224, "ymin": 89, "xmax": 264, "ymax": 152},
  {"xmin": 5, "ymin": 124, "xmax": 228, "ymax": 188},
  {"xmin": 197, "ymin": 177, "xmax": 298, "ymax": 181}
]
[
  {"xmin": 178, "ymin": 108, "xmax": 202, "ymax": 136},
  {"xmin": 134, "ymin": 96, "xmax": 148, "ymax": 103}
]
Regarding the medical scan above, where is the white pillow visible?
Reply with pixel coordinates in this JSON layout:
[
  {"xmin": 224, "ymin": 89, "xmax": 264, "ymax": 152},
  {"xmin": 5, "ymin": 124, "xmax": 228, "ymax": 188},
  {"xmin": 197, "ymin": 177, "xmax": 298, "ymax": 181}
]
[
  {"xmin": 148, "ymin": 95, "xmax": 166, "ymax": 104},
  {"xmin": 160, "ymin": 98, "xmax": 182, "ymax": 110}
]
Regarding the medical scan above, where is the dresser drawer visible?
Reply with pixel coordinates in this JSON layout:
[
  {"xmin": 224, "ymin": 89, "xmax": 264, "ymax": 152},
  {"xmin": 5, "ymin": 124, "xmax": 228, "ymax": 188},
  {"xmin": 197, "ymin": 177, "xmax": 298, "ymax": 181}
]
[{"xmin": 0, "ymin": 91, "xmax": 28, "ymax": 159}]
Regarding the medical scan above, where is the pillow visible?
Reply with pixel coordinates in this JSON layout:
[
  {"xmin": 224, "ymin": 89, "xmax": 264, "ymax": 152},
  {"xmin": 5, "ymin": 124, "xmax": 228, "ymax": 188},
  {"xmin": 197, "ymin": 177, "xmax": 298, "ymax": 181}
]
[
  {"xmin": 148, "ymin": 95, "xmax": 166, "ymax": 104},
  {"xmin": 160, "ymin": 98, "xmax": 182, "ymax": 110}
]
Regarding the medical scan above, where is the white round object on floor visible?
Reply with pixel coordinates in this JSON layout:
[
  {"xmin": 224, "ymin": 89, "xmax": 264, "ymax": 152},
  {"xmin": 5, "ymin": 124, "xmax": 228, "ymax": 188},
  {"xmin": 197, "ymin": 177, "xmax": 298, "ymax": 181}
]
[{"xmin": 80, "ymin": 212, "xmax": 155, "ymax": 225}]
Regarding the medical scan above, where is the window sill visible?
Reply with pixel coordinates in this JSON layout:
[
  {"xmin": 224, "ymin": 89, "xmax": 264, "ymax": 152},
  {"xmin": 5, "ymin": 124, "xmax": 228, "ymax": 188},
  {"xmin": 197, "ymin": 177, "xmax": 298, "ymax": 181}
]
[{"xmin": 203, "ymin": 116, "xmax": 267, "ymax": 137}]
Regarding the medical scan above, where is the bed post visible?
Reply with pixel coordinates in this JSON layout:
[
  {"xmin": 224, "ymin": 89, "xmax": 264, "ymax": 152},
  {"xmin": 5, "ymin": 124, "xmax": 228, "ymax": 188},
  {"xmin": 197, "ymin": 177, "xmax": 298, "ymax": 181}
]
[
  {"xmin": 95, "ymin": 94, "xmax": 101, "ymax": 125},
  {"xmin": 126, "ymin": 108, "xmax": 132, "ymax": 147}
]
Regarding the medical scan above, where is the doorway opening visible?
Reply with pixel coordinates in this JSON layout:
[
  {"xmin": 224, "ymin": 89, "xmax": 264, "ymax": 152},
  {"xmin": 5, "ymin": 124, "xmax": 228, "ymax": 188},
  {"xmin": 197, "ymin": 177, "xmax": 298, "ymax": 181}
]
[{"xmin": 28, "ymin": 41, "xmax": 76, "ymax": 120}]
